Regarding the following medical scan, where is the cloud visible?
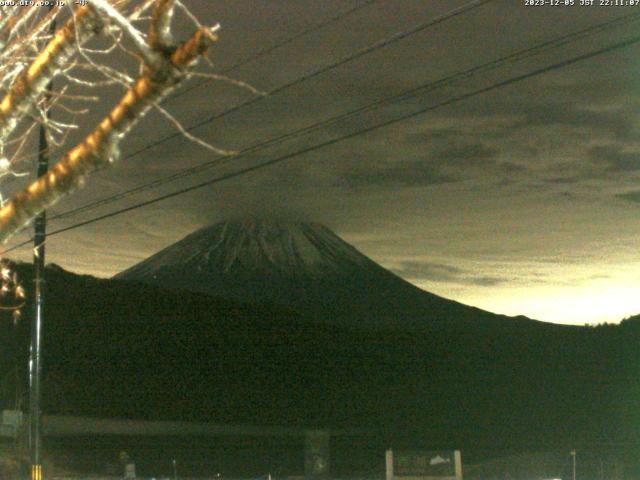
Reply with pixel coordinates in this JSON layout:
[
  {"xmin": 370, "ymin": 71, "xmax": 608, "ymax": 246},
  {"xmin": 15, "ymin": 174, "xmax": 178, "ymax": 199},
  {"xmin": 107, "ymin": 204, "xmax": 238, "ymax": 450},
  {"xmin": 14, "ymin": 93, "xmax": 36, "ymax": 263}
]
[
  {"xmin": 404, "ymin": 126, "xmax": 526, "ymax": 176},
  {"xmin": 541, "ymin": 176, "xmax": 582, "ymax": 185},
  {"xmin": 391, "ymin": 260, "xmax": 507, "ymax": 287},
  {"xmin": 342, "ymin": 161, "xmax": 456, "ymax": 188},
  {"xmin": 588, "ymin": 145, "xmax": 640, "ymax": 173},
  {"xmin": 431, "ymin": 141, "xmax": 526, "ymax": 178},
  {"xmin": 520, "ymin": 104, "xmax": 636, "ymax": 140},
  {"xmin": 404, "ymin": 128, "xmax": 501, "ymax": 165},
  {"xmin": 616, "ymin": 190, "xmax": 640, "ymax": 204},
  {"xmin": 438, "ymin": 142, "xmax": 498, "ymax": 166}
]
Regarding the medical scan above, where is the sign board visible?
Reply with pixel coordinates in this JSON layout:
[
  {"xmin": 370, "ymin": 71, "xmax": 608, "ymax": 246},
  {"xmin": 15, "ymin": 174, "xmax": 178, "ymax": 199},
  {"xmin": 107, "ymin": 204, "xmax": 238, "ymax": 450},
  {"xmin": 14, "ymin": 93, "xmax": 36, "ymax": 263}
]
[
  {"xmin": 386, "ymin": 450, "xmax": 462, "ymax": 480},
  {"xmin": 305, "ymin": 430, "xmax": 330, "ymax": 480},
  {"xmin": 124, "ymin": 462, "xmax": 136, "ymax": 479},
  {"xmin": 2, "ymin": 410, "xmax": 23, "ymax": 428}
]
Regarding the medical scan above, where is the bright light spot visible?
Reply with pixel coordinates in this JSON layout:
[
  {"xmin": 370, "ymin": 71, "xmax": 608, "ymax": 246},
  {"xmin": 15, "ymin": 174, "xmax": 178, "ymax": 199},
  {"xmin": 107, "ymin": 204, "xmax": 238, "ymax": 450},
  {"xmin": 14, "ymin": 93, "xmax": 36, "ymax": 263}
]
[
  {"xmin": 465, "ymin": 280, "xmax": 640, "ymax": 325},
  {"xmin": 413, "ymin": 262, "xmax": 640, "ymax": 325}
]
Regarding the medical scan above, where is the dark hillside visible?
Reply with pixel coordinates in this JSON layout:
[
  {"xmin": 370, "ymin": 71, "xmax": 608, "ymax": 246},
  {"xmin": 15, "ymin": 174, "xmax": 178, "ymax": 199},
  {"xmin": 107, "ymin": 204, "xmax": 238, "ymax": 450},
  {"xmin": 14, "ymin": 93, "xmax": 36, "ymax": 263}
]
[{"xmin": 0, "ymin": 262, "xmax": 637, "ymax": 460}]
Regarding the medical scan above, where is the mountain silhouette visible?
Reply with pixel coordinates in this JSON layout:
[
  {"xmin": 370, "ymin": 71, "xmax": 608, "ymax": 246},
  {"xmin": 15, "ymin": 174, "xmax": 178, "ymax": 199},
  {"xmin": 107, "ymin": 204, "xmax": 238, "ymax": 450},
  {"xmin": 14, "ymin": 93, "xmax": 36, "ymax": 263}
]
[
  {"xmin": 0, "ymin": 220, "xmax": 637, "ymax": 476},
  {"xmin": 115, "ymin": 218, "xmax": 537, "ymax": 329}
]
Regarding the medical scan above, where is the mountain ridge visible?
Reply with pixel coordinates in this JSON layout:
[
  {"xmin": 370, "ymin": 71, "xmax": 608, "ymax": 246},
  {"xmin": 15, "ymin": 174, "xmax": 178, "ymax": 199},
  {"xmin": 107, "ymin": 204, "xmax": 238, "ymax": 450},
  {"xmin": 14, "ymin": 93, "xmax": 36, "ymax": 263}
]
[
  {"xmin": 115, "ymin": 218, "xmax": 544, "ymax": 330},
  {"xmin": 0, "ymin": 260, "xmax": 637, "ymax": 476}
]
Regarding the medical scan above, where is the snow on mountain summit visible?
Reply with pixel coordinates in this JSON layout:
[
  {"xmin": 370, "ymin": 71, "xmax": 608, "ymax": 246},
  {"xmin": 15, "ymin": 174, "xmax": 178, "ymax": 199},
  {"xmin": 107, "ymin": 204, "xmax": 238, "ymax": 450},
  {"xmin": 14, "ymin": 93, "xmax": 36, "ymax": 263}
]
[{"xmin": 116, "ymin": 218, "xmax": 373, "ymax": 282}]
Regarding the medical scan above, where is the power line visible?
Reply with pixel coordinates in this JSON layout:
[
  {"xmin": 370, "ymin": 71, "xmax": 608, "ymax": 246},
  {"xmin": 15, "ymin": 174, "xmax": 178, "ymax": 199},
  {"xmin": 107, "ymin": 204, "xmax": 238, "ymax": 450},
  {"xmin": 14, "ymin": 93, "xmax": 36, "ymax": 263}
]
[
  {"xmin": 49, "ymin": 10, "xmax": 640, "ymax": 223},
  {"xmin": 49, "ymin": 0, "xmax": 497, "ymax": 221},
  {"xmin": 3, "ymin": 31, "xmax": 637, "ymax": 256},
  {"xmin": 165, "ymin": 0, "xmax": 381, "ymax": 104},
  {"xmin": 112, "ymin": 0, "xmax": 496, "ymax": 163},
  {"xmin": 0, "ymin": 0, "xmax": 496, "ymax": 252},
  {"xmin": 46, "ymin": 0, "xmax": 493, "ymax": 225}
]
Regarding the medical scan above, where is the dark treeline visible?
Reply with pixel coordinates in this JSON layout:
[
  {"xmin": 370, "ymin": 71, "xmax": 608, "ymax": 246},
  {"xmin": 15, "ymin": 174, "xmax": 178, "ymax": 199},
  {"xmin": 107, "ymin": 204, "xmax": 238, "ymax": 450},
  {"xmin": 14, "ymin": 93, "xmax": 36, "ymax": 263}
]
[{"xmin": 0, "ymin": 262, "xmax": 638, "ymax": 477}]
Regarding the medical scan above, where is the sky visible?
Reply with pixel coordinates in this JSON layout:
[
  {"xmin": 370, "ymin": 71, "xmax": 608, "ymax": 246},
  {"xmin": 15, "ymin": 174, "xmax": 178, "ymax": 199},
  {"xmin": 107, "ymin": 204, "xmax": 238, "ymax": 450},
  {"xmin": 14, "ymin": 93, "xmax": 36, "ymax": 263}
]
[{"xmin": 3, "ymin": 0, "xmax": 640, "ymax": 326}]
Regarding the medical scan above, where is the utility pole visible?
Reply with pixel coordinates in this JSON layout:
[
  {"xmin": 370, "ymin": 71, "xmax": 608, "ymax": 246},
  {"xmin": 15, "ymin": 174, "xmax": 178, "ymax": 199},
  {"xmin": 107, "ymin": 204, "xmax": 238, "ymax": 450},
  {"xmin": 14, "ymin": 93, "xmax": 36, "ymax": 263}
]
[
  {"xmin": 571, "ymin": 449, "xmax": 577, "ymax": 480},
  {"xmin": 30, "ymin": 8, "xmax": 55, "ymax": 480},
  {"xmin": 29, "ymin": 123, "xmax": 47, "ymax": 480}
]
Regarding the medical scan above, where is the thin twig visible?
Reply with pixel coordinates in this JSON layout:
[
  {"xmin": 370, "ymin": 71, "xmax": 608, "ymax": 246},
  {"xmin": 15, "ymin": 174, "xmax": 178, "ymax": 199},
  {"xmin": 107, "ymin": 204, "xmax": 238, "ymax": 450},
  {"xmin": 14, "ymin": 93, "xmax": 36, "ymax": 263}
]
[
  {"xmin": 154, "ymin": 103, "xmax": 236, "ymax": 155},
  {"xmin": 190, "ymin": 72, "xmax": 266, "ymax": 96}
]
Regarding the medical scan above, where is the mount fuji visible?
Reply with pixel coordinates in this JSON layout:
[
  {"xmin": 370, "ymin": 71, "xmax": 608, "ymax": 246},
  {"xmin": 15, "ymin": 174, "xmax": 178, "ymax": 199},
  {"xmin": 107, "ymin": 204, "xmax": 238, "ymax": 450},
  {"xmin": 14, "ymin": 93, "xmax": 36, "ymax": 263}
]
[
  {"xmin": 116, "ymin": 218, "xmax": 534, "ymax": 329},
  {"xmin": 1, "ymin": 220, "xmax": 635, "ymax": 470}
]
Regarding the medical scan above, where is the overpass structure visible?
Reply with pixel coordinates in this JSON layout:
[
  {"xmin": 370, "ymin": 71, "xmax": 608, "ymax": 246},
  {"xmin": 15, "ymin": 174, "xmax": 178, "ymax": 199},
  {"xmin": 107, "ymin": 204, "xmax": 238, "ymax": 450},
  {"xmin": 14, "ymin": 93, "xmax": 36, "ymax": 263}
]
[{"xmin": 0, "ymin": 410, "xmax": 363, "ymax": 478}]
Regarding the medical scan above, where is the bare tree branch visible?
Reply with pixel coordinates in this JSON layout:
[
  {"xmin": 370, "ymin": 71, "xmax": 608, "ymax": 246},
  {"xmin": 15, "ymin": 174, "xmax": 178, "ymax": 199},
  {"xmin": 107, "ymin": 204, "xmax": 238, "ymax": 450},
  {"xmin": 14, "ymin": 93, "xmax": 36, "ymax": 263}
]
[
  {"xmin": 0, "ymin": 6, "xmax": 105, "ymax": 146},
  {"xmin": 149, "ymin": 0, "xmax": 176, "ymax": 51},
  {"xmin": 0, "ymin": 21, "xmax": 218, "ymax": 243},
  {"xmin": 89, "ymin": 0, "xmax": 160, "ymax": 68}
]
